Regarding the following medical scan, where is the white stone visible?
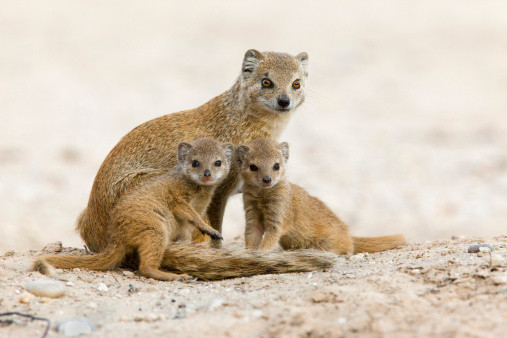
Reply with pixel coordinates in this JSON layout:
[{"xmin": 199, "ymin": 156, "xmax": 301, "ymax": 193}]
[
  {"xmin": 57, "ymin": 319, "xmax": 94, "ymax": 336},
  {"xmin": 25, "ymin": 279, "xmax": 66, "ymax": 298},
  {"xmin": 97, "ymin": 283, "xmax": 108, "ymax": 292}
]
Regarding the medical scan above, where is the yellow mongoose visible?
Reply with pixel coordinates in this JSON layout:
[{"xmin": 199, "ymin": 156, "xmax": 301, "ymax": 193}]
[
  {"xmin": 35, "ymin": 138, "xmax": 336, "ymax": 280},
  {"xmin": 239, "ymin": 139, "xmax": 407, "ymax": 254},
  {"xmin": 78, "ymin": 49, "xmax": 309, "ymax": 251}
]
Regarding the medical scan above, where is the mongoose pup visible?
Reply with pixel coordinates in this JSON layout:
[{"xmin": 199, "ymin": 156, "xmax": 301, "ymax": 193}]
[
  {"xmin": 238, "ymin": 139, "xmax": 407, "ymax": 254},
  {"xmin": 79, "ymin": 49, "xmax": 309, "ymax": 251},
  {"xmin": 35, "ymin": 138, "xmax": 336, "ymax": 280},
  {"xmin": 35, "ymin": 138, "xmax": 232, "ymax": 281}
]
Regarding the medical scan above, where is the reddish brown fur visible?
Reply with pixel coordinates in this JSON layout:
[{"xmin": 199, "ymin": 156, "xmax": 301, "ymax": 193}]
[
  {"xmin": 239, "ymin": 139, "xmax": 407, "ymax": 255},
  {"xmin": 77, "ymin": 49, "xmax": 309, "ymax": 252}
]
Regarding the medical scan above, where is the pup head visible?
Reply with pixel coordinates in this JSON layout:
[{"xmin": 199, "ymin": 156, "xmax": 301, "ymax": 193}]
[
  {"xmin": 177, "ymin": 138, "xmax": 234, "ymax": 185},
  {"xmin": 237, "ymin": 138, "xmax": 289, "ymax": 189}
]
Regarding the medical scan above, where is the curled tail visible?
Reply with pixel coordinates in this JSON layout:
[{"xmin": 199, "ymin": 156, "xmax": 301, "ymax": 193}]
[
  {"xmin": 161, "ymin": 244, "xmax": 336, "ymax": 281},
  {"xmin": 33, "ymin": 245, "xmax": 126, "ymax": 276},
  {"xmin": 352, "ymin": 234, "xmax": 407, "ymax": 254}
]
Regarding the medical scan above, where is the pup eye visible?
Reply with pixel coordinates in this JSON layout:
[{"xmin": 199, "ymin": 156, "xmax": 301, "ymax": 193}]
[
  {"xmin": 273, "ymin": 163, "xmax": 280, "ymax": 171},
  {"xmin": 292, "ymin": 79, "xmax": 300, "ymax": 89},
  {"xmin": 262, "ymin": 78, "xmax": 273, "ymax": 88},
  {"xmin": 249, "ymin": 164, "xmax": 258, "ymax": 172},
  {"xmin": 192, "ymin": 160, "xmax": 199, "ymax": 168},
  {"xmin": 214, "ymin": 160, "xmax": 222, "ymax": 167}
]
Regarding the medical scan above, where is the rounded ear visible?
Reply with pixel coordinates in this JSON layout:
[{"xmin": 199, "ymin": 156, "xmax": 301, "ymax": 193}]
[
  {"xmin": 242, "ymin": 49, "xmax": 264, "ymax": 78},
  {"xmin": 178, "ymin": 142, "xmax": 192, "ymax": 163},
  {"xmin": 295, "ymin": 52, "xmax": 309, "ymax": 77},
  {"xmin": 236, "ymin": 145, "xmax": 250, "ymax": 165},
  {"xmin": 278, "ymin": 142, "xmax": 289, "ymax": 163},
  {"xmin": 222, "ymin": 143, "xmax": 234, "ymax": 163}
]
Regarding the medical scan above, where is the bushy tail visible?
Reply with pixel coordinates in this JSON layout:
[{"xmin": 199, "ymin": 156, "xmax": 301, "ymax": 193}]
[
  {"xmin": 352, "ymin": 234, "xmax": 407, "ymax": 254},
  {"xmin": 161, "ymin": 244, "xmax": 336, "ymax": 281},
  {"xmin": 33, "ymin": 245, "xmax": 126, "ymax": 275}
]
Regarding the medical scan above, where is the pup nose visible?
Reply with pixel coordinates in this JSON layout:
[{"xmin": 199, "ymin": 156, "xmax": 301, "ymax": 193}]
[
  {"xmin": 203, "ymin": 170, "xmax": 211, "ymax": 177},
  {"xmin": 262, "ymin": 176, "xmax": 272, "ymax": 183},
  {"xmin": 277, "ymin": 97, "xmax": 290, "ymax": 108}
]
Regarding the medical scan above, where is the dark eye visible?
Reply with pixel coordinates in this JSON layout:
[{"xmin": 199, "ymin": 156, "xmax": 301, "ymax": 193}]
[
  {"xmin": 214, "ymin": 160, "xmax": 221, "ymax": 167},
  {"xmin": 249, "ymin": 164, "xmax": 258, "ymax": 172},
  {"xmin": 273, "ymin": 163, "xmax": 280, "ymax": 171},
  {"xmin": 261, "ymin": 78, "xmax": 273, "ymax": 88},
  {"xmin": 192, "ymin": 160, "xmax": 199, "ymax": 168},
  {"xmin": 292, "ymin": 79, "xmax": 300, "ymax": 89}
]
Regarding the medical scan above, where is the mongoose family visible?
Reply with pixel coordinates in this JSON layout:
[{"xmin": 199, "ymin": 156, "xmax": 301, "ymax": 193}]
[
  {"xmin": 78, "ymin": 49, "xmax": 309, "ymax": 251},
  {"xmin": 35, "ymin": 138, "xmax": 336, "ymax": 280},
  {"xmin": 238, "ymin": 139, "xmax": 407, "ymax": 254}
]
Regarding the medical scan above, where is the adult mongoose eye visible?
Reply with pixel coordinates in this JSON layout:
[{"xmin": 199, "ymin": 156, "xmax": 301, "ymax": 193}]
[
  {"xmin": 192, "ymin": 160, "xmax": 200, "ymax": 167},
  {"xmin": 214, "ymin": 160, "xmax": 222, "ymax": 167},
  {"xmin": 292, "ymin": 79, "xmax": 300, "ymax": 89},
  {"xmin": 250, "ymin": 164, "xmax": 259, "ymax": 171},
  {"xmin": 262, "ymin": 78, "xmax": 273, "ymax": 88}
]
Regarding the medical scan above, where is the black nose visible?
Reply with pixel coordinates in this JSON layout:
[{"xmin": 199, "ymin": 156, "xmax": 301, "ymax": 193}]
[
  {"xmin": 204, "ymin": 170, "xmax": 211, "ymax": 177},
  {"xmin": 262, "ymin": 176, "xmax": 272, "ymax": 183},
  {"xmin": 277, "ymin": 97, "xmax": 290, "ymax": 108}
]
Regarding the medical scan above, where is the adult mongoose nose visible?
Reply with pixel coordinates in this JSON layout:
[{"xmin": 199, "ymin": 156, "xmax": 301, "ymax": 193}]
[
  {"xmin": 277, "ymin": 97, "xmax": 290, "ymax": 108},
  {"xmin": 262, "ymin": 176, "xmax": 272, "ymax": 183},
  {"xmin": 204, "ymin": 170, "xmax": 211, "ymax": 177}
]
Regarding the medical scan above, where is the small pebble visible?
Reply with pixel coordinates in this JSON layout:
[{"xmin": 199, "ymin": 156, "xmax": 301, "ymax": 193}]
[
  {"xmin": 97, "ymin": 283, "xmax": 108, "ymax": 292},
  {"xmin": 87, "ymin": 302, "xmax": 98, "ymax": 309},
  {"xmin": 4, "ymin": 250, "xmax": 15, "ymax": 257},
  {"xmin": 252, "ymin": 310, "xmax": 263, "ymax": 318},
  {"xmin": 123, "ymin": 270, "xmax": 135, "ymax": 277},
  {"xmin": 19, "ymin": 292, "xmax": 34, "ymax": 304},
  {"xmin": 490, "ymin": 254, "xmax": 505, "ymax": 267},
  {"xmin": 57, "ymin": 319, "xmax": 94, "ymax": 336},
  {"xmin": 349, "ymin": 253, "xmax": 366, "ymax": 261},
  {"xmin": 26, "ymin": 279, "xmax": 66, "ymax": 298},
  {"xmin": 492, "ymin": 273, "xmax": 507, "ymax": 285},
  {"xmin": 467, "ymin": 244, "xmax": 494, "ymax": 253},
  {"xmin": 66, "ymin": 281, "xmax": 74, "ymax": 286},
  {"xmin": 207, "ymin": 298, "xmax": 224, "ymax": 311},
  {"xmin": 40, "ymin": 297, "xmax": 52, "ymax": 303},
  {"xmin": 42, "ymin": 241, "xmax": 63, "ymax": 253}
]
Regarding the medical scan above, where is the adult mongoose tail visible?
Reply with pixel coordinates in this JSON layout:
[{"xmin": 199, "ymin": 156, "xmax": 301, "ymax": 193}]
[
  {"xmin": 352, "ymin": 234, "xmax": 407, "ymax": 254},
  {"xmin": 160, "ymin": 244, "xmax": 336, "ymax": 281}
]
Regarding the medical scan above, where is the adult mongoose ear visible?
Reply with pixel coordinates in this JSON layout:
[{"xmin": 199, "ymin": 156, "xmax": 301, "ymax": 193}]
[
  {"xmin": 295, "ymin": 52, "xmax": 309, "ymax": 77},
  {"xmin": 278, "ymin": 142, "xmax": 290, "ymax": 163},
  {"xmin": 236, "ymin": 145, "xmax": 250, "ymax": 165},
  {"xmin": 178, "ymin": 142, "xmax": 193, "ymax": 163},
  {"xmin": 222, "ymin": 143, "xmax": 235, "ymax": 163},
  {"xmin": 242, "ymin": 49, "xmax": 264, "ymax": 78}
]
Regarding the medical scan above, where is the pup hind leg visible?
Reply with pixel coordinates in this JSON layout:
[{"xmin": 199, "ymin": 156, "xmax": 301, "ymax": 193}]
[{"xmin": 136, "ymin": 230, "xmax": 191, "ymax": 281}]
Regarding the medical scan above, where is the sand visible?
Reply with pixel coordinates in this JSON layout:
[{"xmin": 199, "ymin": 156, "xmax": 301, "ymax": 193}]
[
  {"xmin": 1, "ymin": 1, "xmax": 506, "ymax": 336},
  {"xmin": 1, "ymin": 237, "xmax": 506, "ymax": 337}
]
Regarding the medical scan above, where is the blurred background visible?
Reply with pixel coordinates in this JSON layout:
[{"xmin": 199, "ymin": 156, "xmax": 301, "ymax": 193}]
[{"xmin": 1, "ymin": 1, "xmax": 506, "ymax": 252}]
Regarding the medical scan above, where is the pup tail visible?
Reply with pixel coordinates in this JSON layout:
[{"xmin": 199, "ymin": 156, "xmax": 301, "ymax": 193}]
[
  {"xmin": 160, "ymin": 244, "xmax": 336, "ymax": 281},
  {"xmin": 352, "ymin": 234, "xmax": 407, "ymax": 254},
  {"xmin": 33, "ymin": 245, "xmax": 126, "ymax": 275}
]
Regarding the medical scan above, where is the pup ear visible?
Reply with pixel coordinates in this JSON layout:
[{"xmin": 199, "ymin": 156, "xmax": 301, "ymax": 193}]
[
  {"xmin": 278, "ymin": 142, "xmax": 289, "ymax": 163},
  {"xmin": 236, "ymin": 145, "xmax": 250, "ymax": 165},
  {"xmin": 295, "ymin": 52, "xmax": 309, "ymax": 78},
  {"xmin": 242, "ymin": 49, "xmax": 264, "ymax": 79},
  {"xmin": 222, "ymin": 143, "xmax": 234, "ymax": 163},
  {"xmin": 178, "ymin": 142, "xmax": 192, "ymax": 163}
]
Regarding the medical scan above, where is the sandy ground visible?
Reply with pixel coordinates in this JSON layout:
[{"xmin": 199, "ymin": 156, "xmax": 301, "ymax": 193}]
[
  {"xmin": 0, "ymin": 237, "xmax": 506, "ymax": 337},
  {"xmin": 1, "ymin": 1, "xmax": 506, "ymax": 337}
]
